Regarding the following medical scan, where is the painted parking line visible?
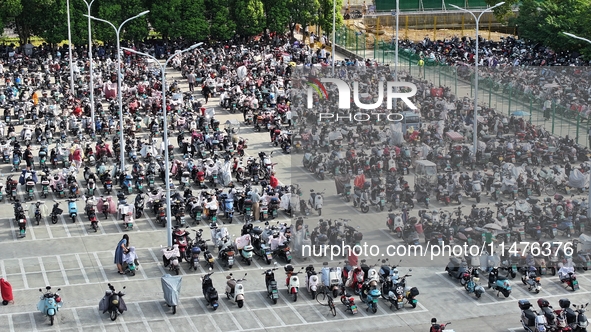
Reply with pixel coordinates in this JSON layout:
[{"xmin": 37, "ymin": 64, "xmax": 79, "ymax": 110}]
[
  {"xmin": 71, "ymin": 308, "xmax": 83, "ymax": 332},
  {"xmin": 135, "ymin": 302, "xmax": 155, "ymax": 332},
  {"xmin": 56, "ymin": 256, "xmax": 70, "ymax": 286},
  {"xmin": 74, "ymin": 253, "xmax": 90, "ymax": 284}
]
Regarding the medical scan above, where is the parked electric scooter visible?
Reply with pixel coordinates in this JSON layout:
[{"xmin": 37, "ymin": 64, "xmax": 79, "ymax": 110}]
[
  {"xmin": 201, "ymin": 271, "xmax": 219, "ymax": 310},
  {"xmin": 66, "ymin": 199, "xmax": 78, "ymax": 223},
  {"xmin": 285, "ymin": 265, "xmax": 304, "ymax": 302},
  {"xmin": 37, "ymin": 286, "xmax": 63, "ymax": 326},
  {"xmin": 488, "ymin": 267, "xmax": 512, "ymax": 297},
  {"xmin": 339, "ymin": 285, "xmax": 358, "ymax": 315},
  {"xmin": 263, "ymin": 265, "xmax": 279, "ymax": 304},
  {"xmin": 225, "ymin": 273, "xmax": 247, "ymax": 308},
  {"xmin": 98, "ymin": 284, "xmax": 127, "ymax": 321},
  {"xmin": 308, "ymin": 189, "xmax": 325, "ymax": 216},
  {"xmin": 305, "ymin": 265, "xmax": 319, "ymax": 299}
]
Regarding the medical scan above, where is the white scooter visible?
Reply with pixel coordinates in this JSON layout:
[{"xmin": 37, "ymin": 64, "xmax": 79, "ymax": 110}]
[
  {"xmin": 225, "ymin": 273, "xmax": 247, "ymax": 308},
  {"xmin": 320, "ymin": 262, "xmax": 343, "ymax": 298},
  {"xmin": 308, "ymin": 189, "xmax": 325, "ymax": 216},
  {"xmin": 285, "ymin": 265, "xmax": 304, "ymax": 302},
  {"xmin": 304, "ymin": 265, "xmax": 319, "ymax": 299}
]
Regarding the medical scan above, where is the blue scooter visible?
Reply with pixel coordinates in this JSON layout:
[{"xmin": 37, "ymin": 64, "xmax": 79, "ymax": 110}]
[
  {"xmin": 557, "ymin": 217, "xmax": 575, "ymax": 238},
  {"xmin": 464, "ymin": 268, "xmax": 485, "ymax": 298},
  {"xmin": 488, "ymin": 267, "xmax": 512, "ymax": 297},
  {"xmin": 67, "ymin": 199, "xmax": 78, "ymax": 223},
  {"xmin": 12, "ymin": 152, "xmax": 21, "ymax": 172},
  {"xmin": 360, "ymin": 284, "xmax": 381, "ymax": 313},
  {"xmin": 122, "ymin": 175, "xmax": 133, "ymax": 194},
  {"xmin": 220, "ymin": 194, "xmax": 234, "ymax": 221},
  {"xmin": 37, "ymin": 286, "xmax": 63, "ymax": 326}
]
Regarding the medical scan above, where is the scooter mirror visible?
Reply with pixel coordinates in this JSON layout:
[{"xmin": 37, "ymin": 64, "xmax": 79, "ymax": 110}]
[
  {"xmin": 123, "ymin": 286, "xmax": 126, "ymax": 289},
  {"xmin": 57, "ymin": 288, "xmax": 61, "ymax": 291},
  {"xmin": 408, "ymin": 269, "xmax": 413, "ymax": 272},
  {"xmin": 273, "ymin": 262, "xmax": 277, "ymax": 266},
  {"xmin": 209, "ymin": 267, "xmax": 213, "ymax": 271},
  {"xmin": 323, "ymin": 262, "xmax": 328, "ymax": 266},
  {"xmin": 39, "ymin": 289, "xmax": 42, "ymax": 292}
]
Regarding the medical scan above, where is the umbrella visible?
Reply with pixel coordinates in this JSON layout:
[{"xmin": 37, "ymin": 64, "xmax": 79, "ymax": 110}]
[
  {"xmin": 483, "ymin": 223, "xmax": 503, "ymax": 231},
  {"xmin": 511, "ymin": 110, "xmax": 530, "ymax": 117}
]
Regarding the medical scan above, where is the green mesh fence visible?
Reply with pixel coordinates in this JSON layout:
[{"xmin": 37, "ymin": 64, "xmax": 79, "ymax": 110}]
[{"xmin": 334, "ymin": 27, "xmax": 589, "ymax": 147}]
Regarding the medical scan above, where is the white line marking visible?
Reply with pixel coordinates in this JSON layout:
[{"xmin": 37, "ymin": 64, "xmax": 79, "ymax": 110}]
[
  {"xmin": 71, "ymin": 308, "xmax": 83, "ymax": 332},
  {"xmin": 74, "ymin": 254, "xmax": 90, "ymax": 284},
  {"xmin": 178, "ymin": 304, "xmax": 199, "ymax": 331},
  {"xmin": 254, "ymin": 291, "xmax": 286, "ymax": 326},
  {"xmin": 55, "ymin": 256, "xmax": 70, "ymax": 285},
  {"xmin": 18, "ymin": 259, "xmax": 29, "ymax": 289},
  {"xmin": 0, "ymin": 260, "xmax": 5, "ymax": 278},
  {"xmin": 276, "ymin": 291, "xmax": 307, "ymax": 324},
  {"xmin": 195, "ymin": 298, "xmax": 223, "ymax": 332},
  {"xmin": 9, "ymin": 218, "xmax": 17, "ymax": 241},
  {"xmin": 59, "ymin": 215, "xmax": 72, "ymax": 238},
  {"xmin": 143, "ymin": 213, "xmax": 157, "ymax": 231},
  {"xmin": 148, "ymin": 248, "xmax": 168, "ymax": 275},
  {"xmin": 219, "ymin": 296, "xmax": 244, "ymax": 330},
  {"xmin": 134, "ymin": 302, "xmax": 155, "ymax": 332},
  {"xmin": 379, "ymin": 229, "xmax": 399, "ymax": 243},
  {"xmin": 7, "ymin": 315, "xmax": 14, "ymax": 332},
  {"xmin": 92, "ymin": 252, "xmax": 109, "ymax": 282},
  {"xmin": 36, "ymin": 257, "xmax": 50, "ymax": 287},
  {"xmin": 308, "ymin": 296, "xmax": 329, "ymax": 321},
  {"xmin": 115, "ymin": 311, "xmax": 131, "ymax": 332},
  {"xmin": 28, "ymin": 220, "xmax": 37, "ymax": 240},
  {"xmin": 94, "ymin": 305, "xmax": 107, "ymax": 330},
  {"xmin": 28, "ymin": 312, "xmax": 38, "ymax": 332},
  {"xmin": 42, "ymin": 215, "xmax": 53, "ymax": 239}
]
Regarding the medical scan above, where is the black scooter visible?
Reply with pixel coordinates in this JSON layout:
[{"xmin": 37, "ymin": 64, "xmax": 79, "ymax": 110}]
[{"xmin": 201, "ymin": 271, "xmax": 219, "ymax": 310}]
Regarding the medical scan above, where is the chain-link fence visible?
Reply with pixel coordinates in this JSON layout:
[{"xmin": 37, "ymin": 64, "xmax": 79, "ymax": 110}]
[{"xmin": 335, "ymin": 27, "xmax": 591, "ymax": 147}]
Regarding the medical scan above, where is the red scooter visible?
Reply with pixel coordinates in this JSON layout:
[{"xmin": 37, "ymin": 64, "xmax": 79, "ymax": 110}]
[{"xmin": 172, "ymin": 226, "xmax": 191, "ymax": 262}]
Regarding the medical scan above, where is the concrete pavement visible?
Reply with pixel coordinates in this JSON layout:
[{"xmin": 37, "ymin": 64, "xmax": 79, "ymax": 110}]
[{"xmin": 0, "ymin": 52, "xmax": 590, "ymax": 332}]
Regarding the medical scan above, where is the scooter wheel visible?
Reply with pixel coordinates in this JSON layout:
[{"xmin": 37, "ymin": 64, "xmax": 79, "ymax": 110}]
[
  {"xmin": 110, "ymin": 310, "xmax": 118, "ymax": 321},
  {"xmin": 237, "ymin": 299, "xmax": 244, "ymax": 308},
  {"xmin": 272, "ymin": 298, "xmax": 277, "ymax": 304},
  {"xmin": 50, "ymin": 315, "xmax": 54, "ymax": 325},
  {"xmin": 172, "ymin": 306, "xmax": 176, "ymax": 314}
]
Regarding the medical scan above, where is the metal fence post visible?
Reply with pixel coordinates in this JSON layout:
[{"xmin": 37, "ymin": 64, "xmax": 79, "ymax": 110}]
[
  {"xmin": 551, "ymin": 101, "xmax": 556, "ymax": 133},
  {"xmin": 529, "ymin": 99, "xmax": 533, "ymax": 124},
  {"xmin": 575, "ymin": 112, "xmax": 581, "ymax": 144},
  {"xmin": 507, "ymin": 86, "xmax": 512, "ymax": 116}
]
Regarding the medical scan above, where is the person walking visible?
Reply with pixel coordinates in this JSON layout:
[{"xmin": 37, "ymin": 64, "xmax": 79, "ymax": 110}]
[
  {"xmin": 71, "ymin": 145, "xmax": 83, "ymax": 171},
  {"xmin": 114, "ymin": 234, "xmax": 130, "ymax": 275},
  {"xmin": 187, "ymin": 71, "xmax": 196, "ymax": 92},
  {"xmin": 24, "ymin": 145, "xmax": 34, "ymax": 171},
  {"xmin": 251, "ymin": 188, "xmax": 261, "ymax": 222}
]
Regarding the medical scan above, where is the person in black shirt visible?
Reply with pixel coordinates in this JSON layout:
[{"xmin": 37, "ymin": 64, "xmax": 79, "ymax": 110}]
[{"xmin": 24, "ymin": 145, "xmax": 34, "ymax": 170}]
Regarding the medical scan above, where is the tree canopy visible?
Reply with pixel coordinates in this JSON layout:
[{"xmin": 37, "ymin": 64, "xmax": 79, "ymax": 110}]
[
  {"xmin": 510, "ymin": 0, "xmax": 591, "ymax": 56},
  {"xmin": 0, "ymin": 0, "xmax": 342, "ymax": 45}
]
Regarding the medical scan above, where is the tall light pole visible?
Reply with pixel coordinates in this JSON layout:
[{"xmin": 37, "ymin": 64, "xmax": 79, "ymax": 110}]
[
  {"xmin": 86, "ymin": 10, "xmax": 150, "ymax": 174},
  {"xmin": 563, "ymin": 31, "xmax": 591, "ymax": 218},
  {"xmin": 82, "ymin": 0, "xmax": 96, "ymax": 136},
  {"xmin": 66, "ymin": 0, "xmax": 75, "ymax": 92},
  {"xmin": 332, "ymin": 0, "xmax": 336, "ymax": 75},
  {"xmin": 122, "ymin": 43, "xmax": 203, "ymax": 246},
  {"xmin": 448, "ymin": 2, "xmax": 505, "ymax": 162},
  {"xmin": 394, "ymin": 0, "xmax": 399, "ymax": 81}
]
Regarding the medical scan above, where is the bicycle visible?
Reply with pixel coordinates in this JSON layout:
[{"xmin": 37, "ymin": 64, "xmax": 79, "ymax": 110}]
[{"xmin": 316, "ymin": 287, "xmax": 336, "ymax": 317}]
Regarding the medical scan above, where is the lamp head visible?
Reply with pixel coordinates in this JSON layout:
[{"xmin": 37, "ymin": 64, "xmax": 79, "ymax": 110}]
[{"xmin": 138, "ymin": 10, "xmax": 150, "ymax": 16}]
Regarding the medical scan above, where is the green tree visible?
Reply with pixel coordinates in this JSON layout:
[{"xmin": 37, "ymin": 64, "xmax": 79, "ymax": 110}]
[
  {"xmin": 262, "ymin": 0, "xmax": 290, "ymax": 33},
  {"xmin": 93, "ymin": 0, "xmax": 149, "ymax": 43},
  {"xmin": 288, "ymin": 0, "xmax": 320, "ymax": 41},
  {"xmin": 232, "ymin": 0, "xmax": 266, "ymax": 36},
  {"xmin": 484, "ymin": 0, "xmax": 517, "ymax": 20},
  {"xmin": 149, "ymin": 0, "xmax": 208, "ymax": 41},
  {"xmin": 204, "ymin": 0, "xmax": 236, "ymax": 40},
  {"xmin": 0, "ymin": 0, "xmax": 23, "ymax": 39},
  {"xmin": 318, "ymin": 0, "xmax": 343, "ymax": 36},
  {"xmin": 512, "ymin": 0, "xmax": 591, "ymax": 56}
]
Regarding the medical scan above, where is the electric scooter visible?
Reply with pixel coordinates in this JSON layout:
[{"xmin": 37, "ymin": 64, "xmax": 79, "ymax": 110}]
[
  {"xmin": 225, "ymin": 273, "xmax": 247, "ymax": 308},
  {"xmin": 285, "ymin": 265, "xmax": 304, "ymax": 302},
  {"xmin": 37, "ymin": 286, "xmax": 63, "ymax": 326},
  {"xmin": 263, "ymin": 265, "xmax": 279, "ymax": 304},
  {"xmin": 67, "ymin": 199, "xmax": 78, "ymax": 223}
]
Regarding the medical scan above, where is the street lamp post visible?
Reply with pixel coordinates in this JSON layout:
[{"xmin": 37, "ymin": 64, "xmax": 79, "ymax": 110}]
[
  {"xmin": 332, "ymin": 0, "xmax": 336, "ymax": 75},
  {"xmin": 563, "ymin": 31, "xmax": 591, "ymax": 218},
  {"xmin": 82, "ymin": 0, "xmax": 96, "ymax": 136},
  {"xmin": 121, "ymin": 43, "xmax": 203, "ymax": 246},
  {"xmin": 85, "ymin": 11, "xmax": 150, "ymax": 174},
  {"xmin": 66, "ymin": 0, "xmax": 75, "ymax": 92},
  {"xmin": 447, "ymin": 2, "xmax": 505, "ymax": 162}
]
